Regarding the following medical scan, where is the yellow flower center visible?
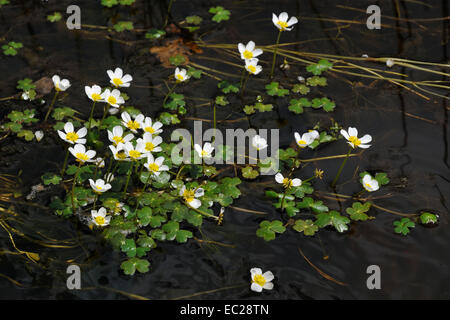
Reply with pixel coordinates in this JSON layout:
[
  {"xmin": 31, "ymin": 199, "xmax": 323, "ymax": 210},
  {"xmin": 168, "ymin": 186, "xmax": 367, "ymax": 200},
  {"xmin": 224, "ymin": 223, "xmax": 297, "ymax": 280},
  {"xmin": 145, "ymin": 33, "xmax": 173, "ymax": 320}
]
[
  {"xmin": 127, "ymin": 120, "xmax": 140, "ymax": 131},
  {"xmin": 145, "ymin": 127, "xmax": 156, "ymax": 134},
  {"xmin": 148, "ymin": 163, "xmax": 159, "ymax": 172},
  {"xmin": 176, "ymin": 74, "xmax": 184, "ymax": 81},
  {"xmin": 116, "ymin": 151, "xmax": 127, "ymax": 160},
  {"xmin": 66, "ymin": 132, "xmax": 79, "ymax": 143},
  {"xmin": 112, "ymin": 78, "xmax": 123, "ymax": 87},
  {"xmin": 297, "ymin": 139, "xmax": 307, "ymax": 147},
  {"xmin": 201, "ymin": 150, "xmax": 209, "ymax": 157},
  {"xmin": 277, "ymin": 21, "xmax": 289, "ymax": 30},
  {"xmin": 243, "ymin": 50, "xmax": 253, "ymax": 59},
  {"xmin": 75, "ymin": 153, "xmax": 89, "ymax": 162},
  {"xmin": 183, "ymin": 189, "xmax": 195, "ymax": 203},
  {"xmin": 145, "ymin": 142, "xmax": 155, "ymax": 152},
  {"xmin": 55, "ymin": 83, "xmax": 61, "ymax": 91},
  {"xmin": 129, "ymin": 150, "xmax": 141, "ymax": 160},
  {"xmin": 364, "ymin": 182, "xmax": 372, "ymax": 189},
  {"xmin": 95, "ymin": 216, "xmax": 105, "ymax": 226},
  {"xmin": 253, "ymin": 274, "xmax": 266, "ymax": 287},
  {"xmin": 248, "ymin": 65, "xmax": 256, "ymax": 74},
  {"xmin": 91, "ymin": 93, "xmax": 102, "ymax": 101},
  {"xmin": 282, "ymin": 178, "xmax": 293, "ymax": 188},
  {"xmin": 107, "ymin": 96, "xmax": 117, "ymax": 105},
  {"xmin": 112, "ymin": 136, "xmax": 124, "ymax": 145},
  {"xmin": 349, "ymin": 136, "xmax": 361, "ymax": 147}
]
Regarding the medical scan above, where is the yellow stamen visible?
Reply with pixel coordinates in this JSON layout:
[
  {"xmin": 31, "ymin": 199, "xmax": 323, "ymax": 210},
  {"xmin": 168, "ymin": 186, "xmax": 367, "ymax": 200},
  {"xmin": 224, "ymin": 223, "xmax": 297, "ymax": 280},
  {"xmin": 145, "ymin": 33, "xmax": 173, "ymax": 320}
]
[
  {"xmin": 253, "ymin": 274, "xmax": 266, "ymax": 287},
  {"xmin": 112, "ymin": 78, "xmax": 123, "ymax": 87},
  {"xmin": 243, "ymin": 50, "xmax": 253, "ymax": 59},
  {"xmin": 112, "ymin": 136, "xmax": 124, "ymax": 145},
  {"xmin": 297, "ymin": 139, "xmax": 307, "ymax": 147},
  {"xmin": 148, "ymin": 163, "xmax": 159, "ymax": 172},
  {"xmin": 107, "ymin": 96, "xmax": 117, "ymax": 105},
  {"xmin": 282, "ymin": 178, "xmax": 293, "ymax": 188},
  {"xmin": 247, "ymin": 65, "xmax": 256, "ymax": 74},
  {"xmin": 183, "ymin": 189, "xmax": 195, "ymax": 203},
  {"xmin": 128, "ymin": 150, "xmax": 141, "ymax": 160},
  {"xmin": 145, "ymin": 127, "xmax": 156, "ymax": 134},
  {"xmin": 116, "ymin": 151, "xmax": 127, "ymax": 160},
  {"xmin": 75, "ymin": 153, "xmax": 89, "ymax": 162},
  {"xmin": 349, "ymin": 136, "xmax": 361, "ymax": 147},
  {"xmin": 95, "ymin": 216, "xmax": 105, "ymax": 226},
  {"xmin": 91, "ymin": 93, "xmax": 102, "ymax": 101},
  {"xmin": 277, "ymin": 21, "xmax": 289, "ymax": 30},
  {"xmin": 127, "ymin": 120, "xmax": 140, "ymax": 131},
  {"xmin": 201, "ymin": 150, "xmax": 209, "ymax": 157},
  {"xmin": 145, "ymin": 142, "xmax": 155, "ymax": 152},
  {"xmin": 176, "ymin": 74, "xmax": 184, "ymax": 81},
  {"xmin": 66, "ymin": 132, "xmax": 79, "ymax": 143}
]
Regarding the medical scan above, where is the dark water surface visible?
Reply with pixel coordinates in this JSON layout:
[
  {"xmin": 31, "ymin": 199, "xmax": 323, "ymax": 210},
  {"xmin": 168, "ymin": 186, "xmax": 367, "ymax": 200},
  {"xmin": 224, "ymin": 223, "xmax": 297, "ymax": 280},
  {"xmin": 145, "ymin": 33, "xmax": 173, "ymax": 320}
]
[{"xmin": 0, "ymin": 0, "xmax": 448, "ymax": 299}]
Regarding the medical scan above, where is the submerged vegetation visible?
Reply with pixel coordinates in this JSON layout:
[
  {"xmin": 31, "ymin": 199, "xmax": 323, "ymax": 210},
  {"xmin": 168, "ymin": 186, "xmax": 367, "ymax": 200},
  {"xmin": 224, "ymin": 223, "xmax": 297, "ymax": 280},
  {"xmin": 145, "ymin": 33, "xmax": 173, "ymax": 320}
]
[{"xmin": 0, "ymin": 0, "xmax": 447, "ymax": 297}]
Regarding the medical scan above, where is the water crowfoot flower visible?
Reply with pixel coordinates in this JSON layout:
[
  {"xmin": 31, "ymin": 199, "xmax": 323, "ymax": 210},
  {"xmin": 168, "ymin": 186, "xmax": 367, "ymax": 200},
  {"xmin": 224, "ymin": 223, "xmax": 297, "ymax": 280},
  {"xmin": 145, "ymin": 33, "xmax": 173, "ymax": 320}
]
[
  {"xmin": 174, "ymin": 67, "xmax": 190, "ymax": 82},
  {"xmin": 245, "ymin": 58, "xmax": 263, "ymax": 75},
  {"xmin": 68, "ymin": 144, "xmax": 96, "ymax": 163},
  {"xmin": 103, "ymin": 89, "xmax": 125, "ymax": 109},
  {"xmin": 121, "ymin": 111, "xmax": 144, "ymax": 133},
  {"xmin": 294, "ymin": 130, "xmax": 319, "ymax": 148},
  {"xmin": 85, "ymin": 85, "xmax": 104, "ymax": 102},
  {"xmin": 124, "ymin": 141, "xmax": 146, "ymax": 161},
  {"xmin": 34, "ymin": 130, "xmax": 44, "ymax": 142},
  {"xmin": 250, "ymin": 268, "xmax": 274, "ymax": 292},
  {"xmin": 362, "ymin": 174, "xmax": 380, "ymax": 192},
  {"xmin": 89, "ymin": 179, "xmax": 112, "ymax": 193},
  {"xmin": 180, "ymin": 186, "xmax": 204, "ymax": 209},
  {"xmin": 107, "ymin": 125, "xmax": 134, "ymax": 146},
  {"xmin": 194, "ymin": 142, "xmax": 214, "ymax": 159},
  {"xmin": 142, "ymin": 117, "xmax": 163, "ymax": 135},
  {"xmin": 109, "ymin": 142, "xmax": 128, "ymax": 161},
  {"xmin": 275, "ymin": 173, "xmax": 302, "ymax": 188},
  {"xmin": 238, "ymin": 41, "xmax": 263, "ymax": 60},
  {"xmin": 52, "ymin": 75, "xmax": 71, "ymax": 92},
  {"xmin": 107, "ymin": 67, "xmax": 133, "ymax": 88},
  {"xmin": 340, "ymin": 127, "xmax": 372, "ymax": 149},
  {"xmin": 252, "ymin": 135, "xmax": 268, "ymax": 151},
  {"xmin": 58, "ymin": 122, "xmax": 87, "ymax": 144},
  {"xmin": 144, "ymin": 154, "xmax": 168, "ymax": 176},
  {"xmin": 91, "ymin": 207, "xmax": 111, "ymax": 227},
  {"xmin": 137, "ymin": 133, "xmax": 162, "ymax": 153},
  {"xmin": 270, "ymin": 12, "xmax": 298, "ymax": 78}
]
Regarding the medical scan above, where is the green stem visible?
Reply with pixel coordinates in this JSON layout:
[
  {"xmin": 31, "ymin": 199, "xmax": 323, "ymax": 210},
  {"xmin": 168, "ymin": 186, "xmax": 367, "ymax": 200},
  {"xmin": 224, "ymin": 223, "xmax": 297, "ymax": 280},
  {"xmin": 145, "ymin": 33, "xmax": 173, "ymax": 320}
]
[
  {"xmin": 213, "ymin": 102, "xmax": 217, "ymax": 142},
  {"xmin": 44, "ymin": 91, "xmax": 59, "ymax": 122},
  {"xmin": 99, "ymin": 104, "xmax": 110, "ymax": 129},
  {"xmin": 302, "ymin": 176, "xmax": 315, "ymax": 184},
  {"xmin": 240, "ymin": 72, "xmax": 250, "ymax": 97},
  {"xmin": 270, "ymin": 30, "xmax": 282, "ymax": 78},
  {"xmin": 280, "ymin": 187, "xmax": 290, "ymax": 211},
  {"xmin": 71, "ymin": 162, "xmax": 82, "ymax": 213},
  {"xmin": 142, "ymin": 172, "xmax": 152, "ymax": 193},
  {"xmin": 163, "ymin": 82, "xmax": 178, "ymax": 106},
  {"xmin": 123, "ymin": 162, "xmax": 135, "ymax": 198},
  {"xmin": 176, "ymin": 164, "xmax": 185, "ymax": 180},
  {"xmin": 93, "ymin": 194, "xmax": 98, "ymax": 210},
  {"xmin": 164, "ymin": 0, "xmax": 175, "ymax": 27},
  {"xmin": 88, "ymin": 101, "xmax": 96, "ymax": 131},
  {"xmin": 60, "ymin": 147, "xmax": 70, "ymax": 176},
  {"xmin": 331, "ymin": 147, "xmax": 353, "ymax": 187},
  {"xmin": 239, "ymin": 68, "xmax": 246, "ymax": 87}
]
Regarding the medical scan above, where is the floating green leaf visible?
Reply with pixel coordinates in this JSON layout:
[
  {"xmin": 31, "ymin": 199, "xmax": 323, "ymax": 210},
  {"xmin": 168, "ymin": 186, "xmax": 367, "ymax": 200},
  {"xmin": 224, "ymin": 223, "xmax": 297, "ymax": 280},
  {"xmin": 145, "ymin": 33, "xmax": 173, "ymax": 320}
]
[
  {"xmin": 293, "ymin": 219, "xmax": 318, "ymax": 236},
  {"xmin": 218, "ymin": 81, "xmax": 239, "ymax": 94},
  {"xmin": 288, "ymin": 98, "xmax": 311, "ymax": 114},
  {"xmin": 306, "ymin": 59, "xmax": 333, "ymax": 75},
  {"xmin": 113, "ymin": 21, "xmax": 134, "ymax": 32},
  {"xmin": 242, "ymin": 166, "xmax": 259, "ymax": 179},
  {"xmin": 265, "ymin": 82, "xmax": 289, "ymax": 97},
  {"xmin": 256, "ymin": 220, "xmax": 286, "ymax": 241},
  {"xmin": 47, "ymin": 12, "xmax": 62, "ymax": 22},
  {"xmin": 145, "ymin": 28, "xmax": 166, "ymax": 40},
  {"xmin": 393, "ymin": 218, "xmax": 415, "ymax": 235},
  {"xmin": 120, "ymin": 257, "xmax": 150, "ymax": 275},
  {"xmin": 419, "ymin": 212, "xmax": 438, "ymax": 225},
  {"xmin": 41, "ymin": 173, "xmax": 62, "ymax": 185},
  {"xmin": 346, "ymin": 202, "xmax": 372, "ymax": 221},
  {"xmin": 209, "ymin": 6, "xmax": 230, "ymax": 23},
  {"xmin": 315, "ymin": 210, "xmax": 350, "ymax": 233}
]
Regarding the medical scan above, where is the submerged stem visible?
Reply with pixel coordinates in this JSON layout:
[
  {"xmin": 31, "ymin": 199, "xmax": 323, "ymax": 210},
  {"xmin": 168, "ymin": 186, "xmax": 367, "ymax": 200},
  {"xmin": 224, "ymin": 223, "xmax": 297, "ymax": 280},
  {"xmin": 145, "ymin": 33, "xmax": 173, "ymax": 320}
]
[
  {"xmin": 331, "ymin": 147, "xmax": 353, "ymax": 187},
  {"xmin": 270, "ymin": 30, "xmax": 282, "ymax": 78},
  {"xmin": 240, "ymin": 72, "xmax": 250, "ymax": 97},
  {"xmin": 123, "ymin": 162, "xmax": 135, "ymax": 198},
  {"xmin": 44, "ymin": 91, "xmax": 59, "ymax": 122},
  {"xmin": 88, "ymin": 101, "xmax": 97, "ymax": 131},
  {"xmin": 60, "ymin": 147, "xmax": 70, "ymax": 176}
]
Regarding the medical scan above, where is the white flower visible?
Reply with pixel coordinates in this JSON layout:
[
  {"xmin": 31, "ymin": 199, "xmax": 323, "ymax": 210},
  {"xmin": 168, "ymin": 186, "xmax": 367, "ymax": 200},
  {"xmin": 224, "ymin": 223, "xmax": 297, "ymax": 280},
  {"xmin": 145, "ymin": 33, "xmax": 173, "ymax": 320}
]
[
  {"xmin": 85, "ymin": 85, "xmax": 104, "ymax": 102},
  {"xmin": 91, "ymin": 207, "xmax": 111, "ymax": 227},
  {"xmin": 250, "ymin": 268, "xmax": 274, "ymax": 292},
  {"xmin": 95, "ymin": 157, "xmax": 105, "ymax": 168},
  {"xmin": 108, "ymin": 107, "xmax": 119, "ymax": 115},
  {"xmin": 362, "ymin": 174, "xmax": 380, "ymax": 192},
  {"xmin": 297, "ymin": 76, "xmax": 305, "ymax": 82},
  {"xmin": 275, "ymin": 173, "xmax": 301, "ymax": 188},
  {"xmin": 21, "ymin": 91, "xmax": 30, "ymax": 100},
  {"xmin": 57, "ymin": 122, "xmax": 87, "ymax": 144},
  {"xmin": 89, "ymin": 179, "xmax": 112, "ymax": 193},
  {"xmin": 238, "ymin": 41, "xmax": 263, "ymax": 61},
  {"xmin": 137, "ymin": 133, "xmax": 162, "ymax": 153},
  {"xmin": 174, "ymin": 67, "xmax": 190, "ymax": 82},
  {"xmin": 340, "ymin": 127, "xmax": 372, "ymax": 149},
  {"xmin": 102, "ymin": 89, "xmax": 124, "ymax": 108},
  {"xmin": 294, "ymin": 130, "xmax": 319, "ymax": 148},
  {"xmin": 107, "ymin": 67, "xmax": 133, "ymax": 88},
  {"xmin": 107, "ymin": 125, "xmax": 134, "ymax": 146},
  {"xmin": 144, "ymin": 153, "xmax": 169, "ymax": 176},
  {"xmin": 124, "ymin": 141, "xmax": 146, "ymax": 161},
  {"xmin": 141, "ymin": 117, "xmax": 163, "ymax": 135},
  {"xmin": 109, "ymin": 142, "xmax": 128, "ymax": 161},
  {"xmin": 52, "ymin": 75, "xmax": 71, "ymax": 92},
  {"xmin": 272, "ymin": 12, "xmax": 298, "ymax": 31},
  {"xmin": 180, "ymin": 185, "xmax": 204, "ymax": 209},
  {"xmin": 252, "ymin": 135, "xmax": 268, "ymax": 151},
  {"xmin": 34, "ymin": 130, "xmax": 44, "ymax": 142},
  {"xmin": 245, "ymin": 58, "xmax": 262, "ymax": 75},
  {"xmin": 121, "ymin": 112, "xmax": 144, "ymax": 133},
  {"xmin": 68, "ymin": 144, "xmax": 96, "ymax": 163},
  {"xmin": 194, "ymin": 142, "xmax": 214, "ymax": 159},
  {"xmin": 386, "ymin": 59, "xmax": 395, "ymax": 67},
  {"xmin": 104, "ymin": 173, "xmax": 114, "ymax": 183}
]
